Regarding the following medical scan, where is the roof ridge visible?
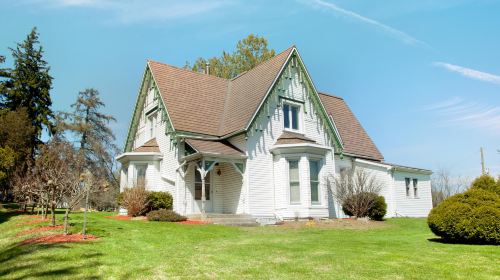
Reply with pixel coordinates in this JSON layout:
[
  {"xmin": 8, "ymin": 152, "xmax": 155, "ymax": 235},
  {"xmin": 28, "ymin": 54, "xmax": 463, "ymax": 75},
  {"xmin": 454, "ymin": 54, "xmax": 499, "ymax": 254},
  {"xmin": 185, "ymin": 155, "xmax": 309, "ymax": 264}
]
[
  {"xmin": 147, "ymin": 59, "xmax": 230, "ymax": 82},
  {"xmin": 230, "ymin": 45, "xmax": 295, "ymax": 81}
]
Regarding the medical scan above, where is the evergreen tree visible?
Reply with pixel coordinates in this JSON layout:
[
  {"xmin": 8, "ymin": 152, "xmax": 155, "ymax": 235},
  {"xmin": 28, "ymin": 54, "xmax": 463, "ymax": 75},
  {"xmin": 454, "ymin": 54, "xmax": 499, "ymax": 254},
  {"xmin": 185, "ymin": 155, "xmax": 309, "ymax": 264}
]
[
  {"xmin": 60, "ymin": 88, "xmax": 119, "ymax": 185},
  {"xmin": 0, "ymin": 27, "xmax": 54, "ymax": 150},
  {"xmin": 187, "ymin": 34, "xmax": 276, "ymax": 79}
]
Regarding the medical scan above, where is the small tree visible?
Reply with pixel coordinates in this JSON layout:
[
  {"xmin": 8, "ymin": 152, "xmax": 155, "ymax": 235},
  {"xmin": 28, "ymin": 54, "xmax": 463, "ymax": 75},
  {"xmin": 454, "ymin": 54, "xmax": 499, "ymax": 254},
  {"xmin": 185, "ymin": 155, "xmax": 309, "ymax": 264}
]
[
  {"xmin": 431, "ymin": 169, "xmax": 470, "ymax": 207},
  {"xmin": 328, "ymin": 168, "xmax": 381, "ymax": 218}
]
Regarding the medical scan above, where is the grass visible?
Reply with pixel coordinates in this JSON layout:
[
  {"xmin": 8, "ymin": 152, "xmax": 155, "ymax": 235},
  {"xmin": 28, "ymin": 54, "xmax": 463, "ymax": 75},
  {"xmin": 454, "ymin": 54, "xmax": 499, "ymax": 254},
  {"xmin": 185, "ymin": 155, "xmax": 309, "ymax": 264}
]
[{"xmin": 0, "ymin": 205, "xmax": 499, "ymax": 279}]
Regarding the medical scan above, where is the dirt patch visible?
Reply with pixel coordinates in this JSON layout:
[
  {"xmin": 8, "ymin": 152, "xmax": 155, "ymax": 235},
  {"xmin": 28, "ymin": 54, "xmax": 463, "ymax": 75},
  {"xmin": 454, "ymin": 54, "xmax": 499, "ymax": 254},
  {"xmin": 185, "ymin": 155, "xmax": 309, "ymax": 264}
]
[
  {"xmin": 279, "ymin": 218, "xmax": 388, "ymax": 230},
  {"xmin": 178, "ymin": 220, "xmax": 211, "ymax": 225},
  {"xmin": 105, "ymin": 215, "xmax": 147, "ymax": 221},
  {"xmin": 105, "ymin": 215, "xmax": 132, "ymax": 220},
  {"xmin": 17, "ymin": 225, "xmax": 64, "ymax": 236},
  {"xmin": 21, "ymin": 234, "xmax": 98, "ymax": 245}
]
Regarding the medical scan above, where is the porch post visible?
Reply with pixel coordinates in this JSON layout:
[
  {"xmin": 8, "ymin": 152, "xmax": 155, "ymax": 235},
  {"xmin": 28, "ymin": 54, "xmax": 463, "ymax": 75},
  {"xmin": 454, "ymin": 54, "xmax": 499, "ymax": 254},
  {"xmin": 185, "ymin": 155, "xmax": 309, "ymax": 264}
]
[{"xmin": 201, "ymin": 158, "xmax": 206, "ymax": 220}]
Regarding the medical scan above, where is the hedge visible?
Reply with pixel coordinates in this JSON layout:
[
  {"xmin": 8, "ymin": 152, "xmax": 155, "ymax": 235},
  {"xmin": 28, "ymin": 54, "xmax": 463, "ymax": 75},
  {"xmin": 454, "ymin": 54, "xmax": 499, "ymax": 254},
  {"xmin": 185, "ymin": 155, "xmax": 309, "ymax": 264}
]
[{"xmin": 427, "ymin": 188, "xmax": 500, "ymax": 244}]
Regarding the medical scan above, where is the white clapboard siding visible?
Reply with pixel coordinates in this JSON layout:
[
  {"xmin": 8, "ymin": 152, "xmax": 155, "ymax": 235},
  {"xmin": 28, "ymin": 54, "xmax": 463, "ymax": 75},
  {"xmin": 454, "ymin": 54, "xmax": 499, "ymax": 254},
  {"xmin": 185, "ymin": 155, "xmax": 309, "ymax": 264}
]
[
  {"xmin": 247, "ymin": 65, "xmax": 336, "ymax": 219},
  {"xmin": 392, "ymin": 171, "xmax": 433, "ymax": 217}
]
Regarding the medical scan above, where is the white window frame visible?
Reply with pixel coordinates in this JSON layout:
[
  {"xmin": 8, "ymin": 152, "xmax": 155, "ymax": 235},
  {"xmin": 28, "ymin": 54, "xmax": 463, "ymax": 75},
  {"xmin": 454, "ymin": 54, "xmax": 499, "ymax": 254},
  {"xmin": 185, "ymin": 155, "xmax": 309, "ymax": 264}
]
[
  {"xmin": 147, "ymin": 112, "xmax": 157, "ymax": 139},
  {"xmin": 287, "ymin": 158, "xmax": 301, "ymax": 205},
  {"xmin": 308, "ymin": 157, "xmax": 322, "ymax": 205},
  {"xmin": 405, "ymin": 177, "xmax": 411, "ymax": 198},
  {"xmin": 134, "ymin": 163, "xmax": 147, "ymax": 186},
  {"xmin": 283, "ymin": 101, "xmax": 303, "ymax": 133},
  {"xmin": 413, "ymin": 178, "xmax": 418, "ymax": 198}
]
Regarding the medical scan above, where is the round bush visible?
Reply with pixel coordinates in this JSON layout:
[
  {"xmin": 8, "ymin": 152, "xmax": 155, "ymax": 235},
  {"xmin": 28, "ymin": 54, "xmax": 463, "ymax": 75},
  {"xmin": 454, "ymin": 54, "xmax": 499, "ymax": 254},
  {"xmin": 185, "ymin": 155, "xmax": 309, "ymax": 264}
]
[
  {"xmin": 470, "ymin": 175, "xmax": 500, "ymax": 195},
  {"xmin": 147, "ymin": 191, "xmax": 173, "ymax": 211},
  {"xmin": 368, "ymin": 195, "xmax": 387, "ymax": 221},
  {"xmin": 427, "ymin": 188, "xmax": 500, "ymax": 244},
  {"xmin": 147, "ymin": 209, "xmax": 187, "ymax": 222}
]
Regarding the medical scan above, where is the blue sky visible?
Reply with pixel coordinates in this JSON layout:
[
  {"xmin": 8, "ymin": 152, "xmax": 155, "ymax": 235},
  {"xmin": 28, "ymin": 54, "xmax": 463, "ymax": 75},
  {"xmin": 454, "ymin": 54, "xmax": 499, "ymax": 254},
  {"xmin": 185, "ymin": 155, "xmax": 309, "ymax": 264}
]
[{"xmin": 1, "ymin": 0, "xmax": 499, "ymax": 177}]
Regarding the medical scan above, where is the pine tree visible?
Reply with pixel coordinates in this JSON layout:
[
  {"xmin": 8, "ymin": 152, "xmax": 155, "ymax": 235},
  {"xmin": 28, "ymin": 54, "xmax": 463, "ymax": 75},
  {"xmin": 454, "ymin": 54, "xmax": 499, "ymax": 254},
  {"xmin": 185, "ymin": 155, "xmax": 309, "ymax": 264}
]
[
  {"xmin": 60, "ymin": 88, "xmax": 119, "ymax": 185},
  {"xmin": 0, "ymin": 27, "xmax": 54, "ymax": 150}
]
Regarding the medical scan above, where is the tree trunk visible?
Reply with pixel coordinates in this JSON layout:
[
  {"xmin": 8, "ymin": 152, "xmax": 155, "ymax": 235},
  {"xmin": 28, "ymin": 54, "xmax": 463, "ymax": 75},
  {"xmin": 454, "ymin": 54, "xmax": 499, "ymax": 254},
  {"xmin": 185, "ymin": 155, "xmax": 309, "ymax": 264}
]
[
  {"xmin": 50, "ymin": 202, "xmax": 56, "ymax": 226},
  {"xmin": 43, "ymin": 203, "xmax": 48, "ymax": 219},
  {"xmin": 31, "ymin": 203, "xmax": 35, "ymax": 214},
  {"xmin": 82, "ymin": 187, "xmax": 90, "ymax": 239},
  {"xmin": 63, "ymin": 208, "xmax": 70, "ymax": 235}
]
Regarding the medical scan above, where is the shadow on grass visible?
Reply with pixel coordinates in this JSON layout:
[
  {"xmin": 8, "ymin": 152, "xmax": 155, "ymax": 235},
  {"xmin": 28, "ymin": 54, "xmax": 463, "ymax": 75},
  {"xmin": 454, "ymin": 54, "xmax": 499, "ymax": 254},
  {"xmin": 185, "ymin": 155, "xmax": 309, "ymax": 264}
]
[
  {"xmin": 428, "ymin": 237, "xmax": 498, "ymax": 246},
  {"xmin": 0, "ymin": 241, "xmax": 102, "ymax": 279}
]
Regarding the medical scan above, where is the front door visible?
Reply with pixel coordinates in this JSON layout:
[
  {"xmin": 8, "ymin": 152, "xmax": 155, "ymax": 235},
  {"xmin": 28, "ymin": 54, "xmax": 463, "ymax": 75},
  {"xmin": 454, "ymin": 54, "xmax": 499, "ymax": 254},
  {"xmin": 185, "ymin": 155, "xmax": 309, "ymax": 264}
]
[{"xmin": 194, "ymin": 171, "xmax": 213, "ymax": 213}]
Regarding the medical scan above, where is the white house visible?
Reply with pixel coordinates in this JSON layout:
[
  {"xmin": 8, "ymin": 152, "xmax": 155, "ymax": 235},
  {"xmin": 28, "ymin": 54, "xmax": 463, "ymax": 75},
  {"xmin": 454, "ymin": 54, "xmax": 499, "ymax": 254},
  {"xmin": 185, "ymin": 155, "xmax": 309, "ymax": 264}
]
[{"xmin": 116, "ymin": 46, "xmax": 433, "ymax": 223}]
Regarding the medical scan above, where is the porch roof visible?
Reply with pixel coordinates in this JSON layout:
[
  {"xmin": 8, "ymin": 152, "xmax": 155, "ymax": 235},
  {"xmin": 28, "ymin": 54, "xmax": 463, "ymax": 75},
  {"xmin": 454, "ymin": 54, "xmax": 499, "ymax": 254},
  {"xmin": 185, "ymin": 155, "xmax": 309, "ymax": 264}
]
[{"xmin": 185, "ymin": 139, "xmax": 244, "ymax": 157}]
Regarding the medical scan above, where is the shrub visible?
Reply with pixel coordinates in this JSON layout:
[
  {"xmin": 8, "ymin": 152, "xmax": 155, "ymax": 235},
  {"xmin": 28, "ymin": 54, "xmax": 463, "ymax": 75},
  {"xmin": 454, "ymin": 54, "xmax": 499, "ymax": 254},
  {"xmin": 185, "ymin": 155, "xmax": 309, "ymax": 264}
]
[
  {"xmin": 121, "ymin": 186, "xmax": 149, "ymax": 217},
  {"xmin": 147, "ymin": 191, "xmax": 173, "ymax": 212},
  {"xmin": 147, "ymin": 209, "xmax": 187, "ymax": 222},
  {"xmin": 427, "ymin": 188, "xmax": 500, "ymax": 244},
  {"xmin": 368, "ymin": 195, "xmax": 387, "ymax": 221},
  {"xmin": 470, "ymin": 175, "xmax": 500, "ymax": 195},
  {"xmin": 341, "ymin": 192, "xmax": 386, "ymax": 220}
]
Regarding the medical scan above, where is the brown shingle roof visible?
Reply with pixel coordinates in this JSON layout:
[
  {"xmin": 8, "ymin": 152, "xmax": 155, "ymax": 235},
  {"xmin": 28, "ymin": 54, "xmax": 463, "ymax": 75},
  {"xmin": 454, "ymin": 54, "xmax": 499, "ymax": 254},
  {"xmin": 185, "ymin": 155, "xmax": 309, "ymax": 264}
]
[
  {"xmin": 318, "ymin": 93, "xmax": 384, "ymax": 161},
  {"xmin": 148, "ymin": 46, "xmax": 295, "ymax": 137},
  {"xmin": 133, "ymin": 138, "xmax": 160, "ymax": 153},
  {"xmin": 275, "ymin": 131, "xmax": 316, "ymax": 145},
  {"xmin": 148, "ymin": 61, "xmax": 228, "ymax": 136},
  {"xmin": 220, "ymin": 46, "xmax": 294, "ymax": 135},
  {"xmin": 185, "ymin": 139, "xmax": 244, "ymax": 156}
]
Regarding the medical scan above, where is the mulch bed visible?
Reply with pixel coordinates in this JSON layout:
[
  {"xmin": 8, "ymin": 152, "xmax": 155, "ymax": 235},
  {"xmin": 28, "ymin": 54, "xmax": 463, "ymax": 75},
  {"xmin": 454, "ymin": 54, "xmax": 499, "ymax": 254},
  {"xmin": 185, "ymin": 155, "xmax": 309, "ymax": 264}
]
[
  {"xmin": 21, "ymin": 234, "xmax": 98, "ymax": 245},
  {"xmin": 17, "ymin": 225, "xmax": 64, "ymax": 236},
  {"xmin": 178, "ymin": 220, "xmax": 211, "ymax": 225}
]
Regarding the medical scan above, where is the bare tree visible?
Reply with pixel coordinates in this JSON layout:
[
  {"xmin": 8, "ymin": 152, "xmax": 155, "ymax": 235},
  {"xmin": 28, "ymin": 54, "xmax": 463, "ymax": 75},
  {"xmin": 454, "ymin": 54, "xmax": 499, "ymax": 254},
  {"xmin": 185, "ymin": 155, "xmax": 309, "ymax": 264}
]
[
  {"xmin": 431, "ymin": 168, "xmax": 470, "ymax": 207},
  {"xmin": 327, "ymin": 168, "xmax": 381, "ymax": 218}
]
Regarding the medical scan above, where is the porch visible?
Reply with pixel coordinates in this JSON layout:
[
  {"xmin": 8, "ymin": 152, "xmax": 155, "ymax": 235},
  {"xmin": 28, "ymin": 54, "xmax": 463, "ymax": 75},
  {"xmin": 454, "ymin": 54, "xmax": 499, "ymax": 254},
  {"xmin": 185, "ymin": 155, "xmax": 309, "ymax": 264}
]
[{"xmin": 178, "ymin": 139, "xmax": 248, "ymax": 219}]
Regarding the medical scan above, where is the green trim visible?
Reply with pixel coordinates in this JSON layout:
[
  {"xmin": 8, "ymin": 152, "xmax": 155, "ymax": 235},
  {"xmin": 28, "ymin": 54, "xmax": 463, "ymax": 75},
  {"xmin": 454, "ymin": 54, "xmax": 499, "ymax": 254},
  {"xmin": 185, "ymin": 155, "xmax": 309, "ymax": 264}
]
[
  {"xmin": 124, "ymin": 65, "xmax": 176, "ymax": 152},
  {"xmin": 246, "ymin": 50, "xmax": 343, "ymax": 153}
]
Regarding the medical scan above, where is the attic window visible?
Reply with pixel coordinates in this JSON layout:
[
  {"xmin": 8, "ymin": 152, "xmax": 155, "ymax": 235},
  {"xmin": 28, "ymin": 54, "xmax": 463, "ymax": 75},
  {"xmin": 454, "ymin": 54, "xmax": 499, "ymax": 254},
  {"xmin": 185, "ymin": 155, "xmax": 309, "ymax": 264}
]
[{"xmin": 283, "ymin": 103, "xmax": 301, "ymax": 131}]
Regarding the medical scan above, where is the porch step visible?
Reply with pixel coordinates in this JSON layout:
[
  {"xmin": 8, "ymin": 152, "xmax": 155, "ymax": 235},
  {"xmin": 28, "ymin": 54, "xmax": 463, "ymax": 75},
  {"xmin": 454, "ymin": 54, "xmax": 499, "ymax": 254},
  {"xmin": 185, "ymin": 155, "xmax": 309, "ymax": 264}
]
[{"xmin": 187, "ymin": 214, "xmax": 258, "ymax": 227}]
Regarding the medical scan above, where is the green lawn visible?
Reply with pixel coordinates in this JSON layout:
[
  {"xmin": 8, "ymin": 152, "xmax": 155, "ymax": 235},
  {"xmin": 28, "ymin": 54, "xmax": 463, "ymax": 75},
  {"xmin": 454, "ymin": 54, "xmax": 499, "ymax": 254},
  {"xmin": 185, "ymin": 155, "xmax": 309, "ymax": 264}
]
[{"xmin": 0, "ymin": 205, "xmax": 498, "ymax": 280}]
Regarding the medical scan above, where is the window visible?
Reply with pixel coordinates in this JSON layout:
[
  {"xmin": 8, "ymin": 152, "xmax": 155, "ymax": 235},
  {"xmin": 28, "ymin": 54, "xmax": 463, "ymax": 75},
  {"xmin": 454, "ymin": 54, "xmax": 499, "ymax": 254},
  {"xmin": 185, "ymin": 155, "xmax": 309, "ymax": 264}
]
[
  {"xmin": 405, "ymin": 178, "xmax": 410, "ymax": 197},
  {"xmin": 195, "ymin": 171, "xmax": 210, "ymax": 200},
  {"xmin": 148, "ymin": 113, "xmax": 157, "ymax": 139},
  {"xmin": 283, "ymin": 103, "xmax": 300, "ymax": 131},
  {"xmin": 413, "ymin": 179, "xmax": 418, "ymax": 198},
  {"xmin": 289, "ymin": 160, "xmax": 300, "ymax": 204},
  {"xmin": 135, "ymin": 164, "xmax": 147, "ymax": 186},
  {"xmin": 309, "ymin": 160, "xmax": 320, "ymax": 204}
]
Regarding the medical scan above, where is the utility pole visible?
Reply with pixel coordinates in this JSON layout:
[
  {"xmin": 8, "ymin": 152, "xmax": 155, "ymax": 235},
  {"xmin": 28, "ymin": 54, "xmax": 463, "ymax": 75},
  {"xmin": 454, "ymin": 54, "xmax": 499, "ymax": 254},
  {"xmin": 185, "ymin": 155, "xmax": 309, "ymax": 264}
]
[{"xmin": 480, "ymin": 147, "xmax": 485, "ymax": 175}]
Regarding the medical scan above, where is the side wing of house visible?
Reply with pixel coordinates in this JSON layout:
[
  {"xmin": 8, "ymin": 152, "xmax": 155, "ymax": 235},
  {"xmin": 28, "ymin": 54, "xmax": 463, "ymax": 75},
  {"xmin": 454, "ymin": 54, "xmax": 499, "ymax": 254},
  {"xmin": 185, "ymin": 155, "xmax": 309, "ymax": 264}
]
[
  {"xmin": 117, "ymin": 65, "xmax": 180, "ymax": 210},
  {"xmin": 243, "ymin": 49, "xmax": 343, "ymax": 222}
]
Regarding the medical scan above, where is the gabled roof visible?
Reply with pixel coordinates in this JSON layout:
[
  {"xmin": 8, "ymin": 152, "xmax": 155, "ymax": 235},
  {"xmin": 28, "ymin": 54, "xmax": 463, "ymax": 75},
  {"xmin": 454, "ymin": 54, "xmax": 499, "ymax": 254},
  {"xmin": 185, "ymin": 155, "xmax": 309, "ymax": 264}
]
[
  {"xmin": 148, "ymin": 46, "xmax": 294, "ymax": 137},
  {"xmin": 275, "ymin": 131, "xmax": 316, "ymax": 145},
  {"xmin": 185, "ymin": 139, "xmax": 244, "ymax": 156},
  {"xmin": 318, "ymin": 93, "xmax": 384, "ymax": 161},
  {"xmin": 133, "ymin": 138, "xmax": 160, "ymax": 153}
]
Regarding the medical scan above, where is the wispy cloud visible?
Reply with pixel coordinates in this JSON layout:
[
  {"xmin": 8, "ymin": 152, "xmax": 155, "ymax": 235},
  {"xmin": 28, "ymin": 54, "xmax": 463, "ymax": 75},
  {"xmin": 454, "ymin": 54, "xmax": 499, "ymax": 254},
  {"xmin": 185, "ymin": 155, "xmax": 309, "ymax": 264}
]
[
  {"xmin": 302, "ymin": 0, "xmax": 428, "ymax": 47},
  {"xmin": 423, "ymin": 97, "xmax": 500, "ymax": 133},
  {"xmin": 434, "ymin": 62, "xmax": 500, "ymax": 85},
  {"xmin": 21, "ymin": 0, "xmax": 232, "ymax": 24}
]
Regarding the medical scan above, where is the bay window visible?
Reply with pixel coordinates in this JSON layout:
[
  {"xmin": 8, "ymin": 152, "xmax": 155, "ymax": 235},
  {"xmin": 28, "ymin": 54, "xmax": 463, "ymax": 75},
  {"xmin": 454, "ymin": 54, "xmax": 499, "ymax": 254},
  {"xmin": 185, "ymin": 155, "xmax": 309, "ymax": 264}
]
[{"xmin": 309, "ymin": 160, "xmax": 320, "ymax": 204}]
